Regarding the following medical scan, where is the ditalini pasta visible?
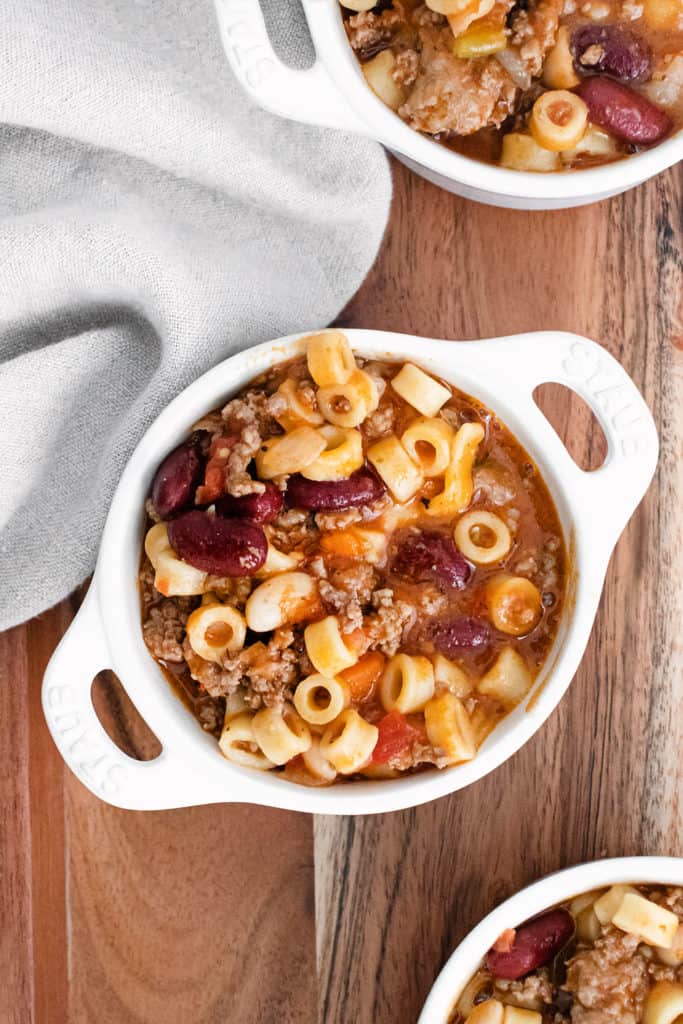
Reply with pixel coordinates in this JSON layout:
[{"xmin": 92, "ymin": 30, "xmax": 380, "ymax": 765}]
[
  {"xmin": 139, "ymin": 331, "xmax": 566, "ymax": 786},
  {"xmin": 449, "ymin": 884, "xmax": 683, "ymax": 1024}
]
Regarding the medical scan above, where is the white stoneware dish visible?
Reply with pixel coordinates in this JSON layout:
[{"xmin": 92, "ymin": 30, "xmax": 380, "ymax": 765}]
[
  {"xmin": 418, "ymin": 856, "xmax": 683, "ymax": 1023},
  {"xmin": 42, "ymin": 329, "xmax": 657, "ymax": 813},
  {"xmin": 214, "ymin": 0, "xmax": 683, "ymax": 210}
]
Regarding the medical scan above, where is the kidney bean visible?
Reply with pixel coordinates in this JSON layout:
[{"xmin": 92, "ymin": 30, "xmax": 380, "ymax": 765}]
[
  {"xmin": 486, "ymin": 909, "xmax": 575, "ymax": 980},
  {"xmin": 167, "ymin": 511, "xmax": 267, "ymax": 576},
  {"xmin": 572, "ymin": 25, "xmax": 652, "ymax": 83},
  {"xmin": 151, "ymin": 440, "xmax": 203, "ymax": 519},
  {"xmin": 577, "ymin": 77, "xmax": 672, "ymax": 146},
  {"xmin": 215, "ymin": 482, "xmax": 284, "ymax": 524},
  {"xmin": 426, "ymin": 616, "xmax": 490, "ymax": 655},
  {"xmin": 286, "ymin": 467, "xmax": 386, "ymax": 511},
  {"xmin": 391, "ymin": 530, "xmax": 472, "ymax": 590}
]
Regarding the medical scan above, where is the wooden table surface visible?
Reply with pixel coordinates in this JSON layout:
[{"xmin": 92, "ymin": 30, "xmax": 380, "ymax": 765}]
[{"xmin": 2, "ymin": 159, "xmax": 682, "ymax": 1024}]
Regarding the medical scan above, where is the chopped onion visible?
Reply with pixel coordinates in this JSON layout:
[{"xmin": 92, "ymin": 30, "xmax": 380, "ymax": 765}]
[{"xmin": 495, "ymin": 47, "xmax": 532, "ymax": 90}]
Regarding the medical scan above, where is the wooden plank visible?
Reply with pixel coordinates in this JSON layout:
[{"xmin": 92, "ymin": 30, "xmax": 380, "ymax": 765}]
[
  {"xmin": 315, "ymin": 160, "xmax": 683, "ymax": 1024},
  {"xmin": 0, "ymin": 624, "xmax": 34, "ymax": 1024},
  {"xmin": 64, "ymin": 792, "xmax": 317, "ymax": 1024},
  {"xmin": 27, "ymin": 601, "xmax": 77, "ymax": 1024},
  {"xmin": 2, "ymin": 599, "xmax": 317, "ymax": 1023}
]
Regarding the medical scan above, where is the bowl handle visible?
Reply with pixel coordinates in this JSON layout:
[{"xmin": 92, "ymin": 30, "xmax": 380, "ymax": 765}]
[
  {"xmin": 214, "ymin": 0, "xmax": 369, "ymax": 134},
  {"xmin": 42, "ymin": 589, "xmax": 210, "ymax": 811},
  {"xmin": 477, "ymin": 331, "xmax": 659, "ymax": 550}
]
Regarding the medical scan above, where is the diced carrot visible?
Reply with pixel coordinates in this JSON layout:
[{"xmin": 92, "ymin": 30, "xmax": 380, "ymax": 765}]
[
  {"xmin": 340, "ymin": 651, "xmax": 386, "ymax": 703},
  {"xmin": 320, "ymin": 530, "xmax": 363, "ymax": 558}
]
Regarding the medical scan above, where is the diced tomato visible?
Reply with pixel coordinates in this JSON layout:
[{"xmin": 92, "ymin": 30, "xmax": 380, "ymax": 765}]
[
  {"xmin": 371, "ymin": 710, "xmax": 423, "ymax": 765},
  {"xmin": 209, "ymin": 435, "xmax": 237, "ymax": 459},
  {"xmin": 195, "ymin": 435, "xmax": 237, "ymax": 504}
]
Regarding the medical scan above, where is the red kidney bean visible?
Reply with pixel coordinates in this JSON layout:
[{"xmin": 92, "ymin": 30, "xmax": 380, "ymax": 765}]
[
  {"xmin": 151, "ymin": 440, "xmax": 204, "ymax": 519},
  {"xmin": 577, "ymin": 77, "xmax": 672, "ymax": 146},
  {"xmin": 391, "ymin": 530, "xmax": 472, "ymax": 590},
  {"xmin": 167, "ymin": 511, "xmax": 267, "ymax": 576},
  {"xmin": 572, "ymin": 25, "xmax": 652, "ymax": 83},
  {"xmin": 426, "ymin": 616, "xmax": 490, "ymax": 654},
  {"xmin": 285, "ymin": 468, "xmax": 386, "ymax": 512},
  {"xmin": 215, "ymin": 482, "xmax": 284, "ymax": 524},
  {"xmin": 486, "ymin": 909, "xmax": 575, "ymax": 980}
]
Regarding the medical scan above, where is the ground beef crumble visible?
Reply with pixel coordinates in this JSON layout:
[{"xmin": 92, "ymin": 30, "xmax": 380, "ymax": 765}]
[
  {"xmin": 143, "ymin": 600, "xmax": 191, "ymax": 662},
  {"xmin": 365, "ymin": 587, "xmax": 415, "ymax": 655},
  {"xmin": 495, "ymin": 970, "xmax": 554, "ymax": 1011},
  {"xmin": 384, "ymin": 736, "xmax": 450, "ymax": 771},
  {"xmin": 318, "ymin": 562, "xmax": 378, "ymax": 633},
  {"xmin": 564, "ymin": 927, "xmax": 651, "ymax": 1023},
  {"xmin": 399, "ymin": 23, "xmax": 519, "ymax": 136},
  {"xmin": 346, "ymin": 7, "xmax": 402, "ymax": 59},
  {"xmin": 236, "ymin": 627, "xmax": 301, "ymax": 709},
  {"xmin": 414, "ymin": 4, "xmax": 448, "ymax": 28},
  {"xmin": 509, "ymin": 0, "xmax": 563, "ymax": 79},
  {"xmin": 364, "ymin": 402, "xmax": 396, "ymax": 439},
  {"xmin": 225, "ymin": 425, "xmax": 265, "ymax": 497},
  {"xmin": 221, "ymin": 389, "xmax": 277, "ymax": 436},
  {"xmin": 183, "ymin": 626, "xmax": 300, "ymax": 708},
  {"xmin": 270, "ymin": 508, "xmax": 318, "ymax": 552},
  {"xmin": 202, "ymin": 576, "xmax": 253, "ymax": 606},
  {"xmin": 216, "ymin": 390, "xmax": 283, "ymax": 497}
]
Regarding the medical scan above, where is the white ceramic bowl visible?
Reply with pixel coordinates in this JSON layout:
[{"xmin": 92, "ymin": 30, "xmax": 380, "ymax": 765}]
[
  {"xmin": 42, "ymin": 329, "xmax": 657, "ymax": 813},
  {"xmin": 214, "ymin": 0, "xmax": 683, "ymax": 210},
  {"xmin": 419, "ymin": 856, "xmax": 683, "ymax": 1023}
]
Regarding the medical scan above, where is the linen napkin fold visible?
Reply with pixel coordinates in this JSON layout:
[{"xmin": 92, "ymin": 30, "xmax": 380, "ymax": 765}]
[{"xmin": 0, "ymin": 0, "xmax": 392, "ymax": 630}]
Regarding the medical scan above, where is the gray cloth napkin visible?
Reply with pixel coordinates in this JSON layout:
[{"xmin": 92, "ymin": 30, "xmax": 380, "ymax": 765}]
[{"xmin": 0, "ymin": 0, "xmax": 391, "ymax": 630}]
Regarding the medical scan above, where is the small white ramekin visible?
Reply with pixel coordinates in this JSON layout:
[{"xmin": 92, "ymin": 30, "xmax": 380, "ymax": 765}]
[
  {"xmin": 419, "ymin": 856, "xmax": 683, "ymax": 1023},
  {"xmin": 214, "ymin": 0, "xmax": 683, "ymax": 210},
  {"xmin": 42, "ymin": 329, "xmax": 657, "ymax": 813}
]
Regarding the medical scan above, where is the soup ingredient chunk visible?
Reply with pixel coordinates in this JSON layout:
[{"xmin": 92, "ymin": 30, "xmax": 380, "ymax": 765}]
[
  {"xmin": 486, "ymin": 908, "xmax": 575, "ymax": 979},
  {"xmin": 167, "ymin": 511, "xmax": 267, "ymax": 576},
  {"xmin": 151, "ymin": 439, "xmax": 204, "ymax": 518},
  {"xmin": 578, "ymin": 76, "xmax": 673, "ymax": 145},
  {"xmin": 571, "ymin": 25, "xmax": 652, "ymax": 84},
  {"xmin": 391, "ymin": 528, "xmax": 472, "ymax": 590}
]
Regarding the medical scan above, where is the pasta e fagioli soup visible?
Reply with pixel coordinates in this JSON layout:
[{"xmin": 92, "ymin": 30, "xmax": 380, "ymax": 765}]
[
  {"xmin": 340, "ymin": 0, "xmax": 683, "ymax": 172},
  {"xmin": 450, "ymin": 883, "xmax": 683, "ymax": 1023},
  {"xmin": 139, "ymin": 331, "xmax": 567, "ymax": 786}
]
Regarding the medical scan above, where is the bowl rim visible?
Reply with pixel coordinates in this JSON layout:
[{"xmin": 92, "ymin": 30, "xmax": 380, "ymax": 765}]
[
  {"xmin": 43, "ymin": 329, "xmax": 657, "ymax": 813},
  {"xmin": 418, "ymin": 855, "xmax": 683, "ymax": 1023},
  {"xmin": 303, "ymin": 0, "xmax": 683, "ymax": 201}
]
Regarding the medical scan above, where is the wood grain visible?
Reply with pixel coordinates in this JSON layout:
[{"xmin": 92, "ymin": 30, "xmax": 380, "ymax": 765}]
[
  {"xmin": 1, "ymin": 158, "xmax": 681, "ymax": 1024},
  {"xmin": 1, "ymin": 607, "xmax": 317, "ymax": 1024},
  {"xmin": 316, "ymin": 160, "xmax": 683, "ymax": 1024}
]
